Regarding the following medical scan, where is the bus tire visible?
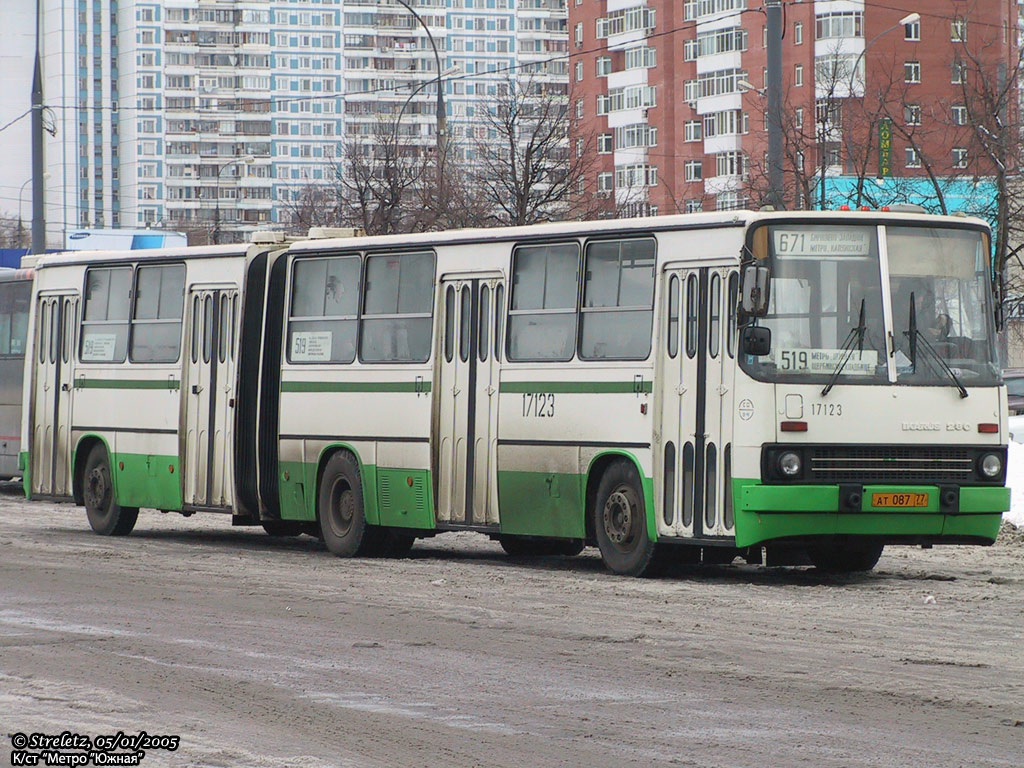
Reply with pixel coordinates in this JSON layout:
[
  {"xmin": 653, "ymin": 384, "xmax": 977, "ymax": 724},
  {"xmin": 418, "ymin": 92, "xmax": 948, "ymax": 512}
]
[
  {"xmin": 593, "ymin": 460, "xmax": 655, "ymax": 576},
  {"xmin": 82, "ymin": 443, "xmax": 139, "ymax": 536},
  {"xmin": 807, "ymin": 540, "xmax": 884, "ymax": 573},
  {"xmin": 318, "ymin": 452, "xmax": 380, "ymax": 557}
]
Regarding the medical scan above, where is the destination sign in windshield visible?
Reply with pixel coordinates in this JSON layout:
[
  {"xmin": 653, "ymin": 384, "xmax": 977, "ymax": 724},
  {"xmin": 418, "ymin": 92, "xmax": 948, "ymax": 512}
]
[{"xmin": 773, "ymin": 227, "xmax": 873, "ymax": 258}]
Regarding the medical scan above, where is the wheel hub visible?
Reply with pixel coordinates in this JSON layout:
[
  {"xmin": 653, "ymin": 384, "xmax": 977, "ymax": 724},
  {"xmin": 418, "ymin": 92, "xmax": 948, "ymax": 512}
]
[
  {"xmin": 85, "ymin": 467, "xmax": 107, "ymax": 510},
  {"xmin": 328, "ymin": 479, "xmax": 355, "ymax": 537},
  {"xmin": 603, "ymin": 488, "xmax": 635, "ymax": 545}
]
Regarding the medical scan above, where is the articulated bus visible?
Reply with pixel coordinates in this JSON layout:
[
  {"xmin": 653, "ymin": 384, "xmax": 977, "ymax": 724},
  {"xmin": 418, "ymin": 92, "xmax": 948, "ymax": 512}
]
[
  {"xmin": 20, "ymin": 212, "xmax": 1010, "ymax": 575},
  {"xmin": 1, "ymin": 268, "xmax": 32, "ymax": 479}
]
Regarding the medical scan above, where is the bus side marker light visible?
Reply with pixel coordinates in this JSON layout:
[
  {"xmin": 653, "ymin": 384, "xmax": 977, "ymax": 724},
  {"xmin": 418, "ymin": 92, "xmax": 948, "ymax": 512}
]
[
  {"xmin": 978, "ymin": 423, "xmax": 998, "ymax": 433},
  {"xmin": 407, "ymin": 476, "xmax": 414, "ymax": 487},
  {"xmin": 169, "ymin": 465, "xmax": 174, "ymax": 474},
  {"xmin": 780, "ymin": 421, "xmax": 807, "ymax": 432},
  {"xmin": 640, "ymin": 403, "xmax": 648, "ymax": 415},
  {"xmin": 118, "ymin": 461, "xmax": 124, "ymax": 471}
]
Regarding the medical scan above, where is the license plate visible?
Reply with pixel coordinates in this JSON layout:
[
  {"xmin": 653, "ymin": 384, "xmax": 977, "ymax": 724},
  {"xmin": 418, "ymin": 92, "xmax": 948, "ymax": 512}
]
[{"xmin": 871, "ymin": 492, "xmax": 929, "ymax": 508}]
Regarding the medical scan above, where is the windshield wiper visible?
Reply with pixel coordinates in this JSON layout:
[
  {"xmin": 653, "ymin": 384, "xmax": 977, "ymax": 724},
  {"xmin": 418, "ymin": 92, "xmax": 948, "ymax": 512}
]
[
  {"xmin": 905, "ymin": 292, "xmax": 968, "ymax": 399},
  {"xmin": 821, "ymin": 298, "xmax": 867, "ymax": 397}
]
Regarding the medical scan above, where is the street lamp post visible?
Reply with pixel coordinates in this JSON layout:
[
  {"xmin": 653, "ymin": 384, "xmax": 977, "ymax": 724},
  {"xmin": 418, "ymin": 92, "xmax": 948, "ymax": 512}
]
[
  {"xmin": 393, "ymin": 0, "xmax": 447, "ymax": 159},
  {"xmin": 392, "ymin": 66, "xmax": 460, "ymax": 146},
  {"xmin": 18, "ymin": 173, "xmax": 49, "ymax": 248},
  {"xmin": 213, "ymin": 154, "xmax": 255, "ymax": 245}
]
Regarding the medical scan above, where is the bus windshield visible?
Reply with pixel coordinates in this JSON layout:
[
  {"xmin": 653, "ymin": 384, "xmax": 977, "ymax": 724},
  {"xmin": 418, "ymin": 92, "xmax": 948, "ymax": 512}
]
[{"xmin": 742, "ymin": 223, "xmax": 999, "ymax": 387}]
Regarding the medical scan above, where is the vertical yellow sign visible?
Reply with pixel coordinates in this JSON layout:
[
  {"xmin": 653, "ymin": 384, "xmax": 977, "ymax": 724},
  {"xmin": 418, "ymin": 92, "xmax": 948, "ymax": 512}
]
[{"xmin": 878, "ymin": 119, "xmax": 893, "ymax": 177}]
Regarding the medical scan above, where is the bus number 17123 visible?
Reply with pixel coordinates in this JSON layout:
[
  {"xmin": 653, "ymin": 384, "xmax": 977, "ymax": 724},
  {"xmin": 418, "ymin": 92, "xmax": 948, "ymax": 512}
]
[{"xmin": 522, "ymin": 393, "xmax": 555, "ymax": 418}]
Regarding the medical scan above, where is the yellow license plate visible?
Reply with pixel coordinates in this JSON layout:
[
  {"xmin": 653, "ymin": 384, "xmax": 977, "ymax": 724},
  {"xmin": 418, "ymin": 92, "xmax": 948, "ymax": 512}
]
[{"xmin": 871, "ymin": 492, "xmax": 929, "ymax": 508}]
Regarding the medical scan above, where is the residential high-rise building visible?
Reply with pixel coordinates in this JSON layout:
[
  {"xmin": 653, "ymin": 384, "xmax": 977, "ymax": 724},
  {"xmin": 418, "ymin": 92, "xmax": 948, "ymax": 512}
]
[
  {"xmin": 18, "ymin": 0, "xmax": 568, "ymax": 245},
  {"xmin": 573, "ymin": 0, "xmax": 1017, "ymax": 216}
]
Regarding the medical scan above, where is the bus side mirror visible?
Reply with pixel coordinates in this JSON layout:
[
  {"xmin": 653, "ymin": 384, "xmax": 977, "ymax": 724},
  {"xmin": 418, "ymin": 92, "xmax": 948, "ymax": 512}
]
[
  {"xmin": 741, "ymin": 264, "xmax": 770, "ymax": 316},
  {"xmin": 741, "ymin": 326, "xmax": 771, "ymax": 356}
]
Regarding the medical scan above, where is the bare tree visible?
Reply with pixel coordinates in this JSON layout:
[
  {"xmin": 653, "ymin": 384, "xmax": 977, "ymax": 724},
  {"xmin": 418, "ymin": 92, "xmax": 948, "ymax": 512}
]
[
  {"xmin": 472, "ymin": 78, "xmax": 596, "ymax": 226},
  {"xmin": 0, "ymin": 212, "xmax": 28, "ymax": 249}
]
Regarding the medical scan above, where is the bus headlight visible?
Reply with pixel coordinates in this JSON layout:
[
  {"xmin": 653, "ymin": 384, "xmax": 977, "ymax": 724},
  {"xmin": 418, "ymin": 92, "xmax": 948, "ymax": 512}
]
[
  {"xmin": 778, "ymin": 451, "xmax": 802, "ymax": 478},
  {"xmin": 979, "ymin": 453, "xmax": 1002, "ymax": 478}
]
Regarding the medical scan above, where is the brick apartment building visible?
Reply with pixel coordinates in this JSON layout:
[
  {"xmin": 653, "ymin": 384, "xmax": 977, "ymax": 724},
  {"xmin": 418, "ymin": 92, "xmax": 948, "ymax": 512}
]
[{"xmin": 571, "ymin": 0, "xmax": 1018, "ymax": 216}]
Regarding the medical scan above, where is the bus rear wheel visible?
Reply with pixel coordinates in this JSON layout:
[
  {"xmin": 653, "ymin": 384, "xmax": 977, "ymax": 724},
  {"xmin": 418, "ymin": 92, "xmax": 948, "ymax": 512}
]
[
  {"xmin": 318, "ymin": 452, "xmax": 381, "ymax": 557},
  {"xmin": 82, "ymin": 443, "xmax": 138, "ymax": 536},
  {"xmin": 807, "ymin": 540, "xmax": 884, "ymax": 573},
  {"xmin": 593, "ymin": 460, "xmax": 655, "ymax": 576}
]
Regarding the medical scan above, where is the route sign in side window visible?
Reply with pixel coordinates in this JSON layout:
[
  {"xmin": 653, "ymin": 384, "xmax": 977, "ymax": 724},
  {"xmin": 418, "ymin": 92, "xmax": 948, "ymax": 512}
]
[
  {"xmin": 580, "ymin": 238, "xmax": 656, "ymax": 360},
  {"xmin": 81, "ymin": 266, "xmax": 132, "ymax": 363},
  {"xmin": 130, "ymin": 264, "xmax": 185, "ymax": 363},
  {"xmin": 507, "ymin": 242, "xmax": 580, "ymax": 362},
  {"xmin": 360, "ymin": 251, "xmax": 435, "ymax": 363},
  {"xmin": 288, "ymin": 255, "xmax": 360, "ymax": 364}
]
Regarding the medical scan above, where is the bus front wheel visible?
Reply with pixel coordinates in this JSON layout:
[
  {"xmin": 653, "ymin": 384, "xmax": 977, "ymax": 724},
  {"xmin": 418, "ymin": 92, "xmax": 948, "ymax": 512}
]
[
  {"xmin": 318, "ymin": 452, "xmax": 381, "ymax": 557},
  {"xmin": 82, "ymin": 443, "xmax": 139, "ymax": 536},
  {"xmin": 593, "ymin": 460, "xmax": 655, "ymax": 576}
]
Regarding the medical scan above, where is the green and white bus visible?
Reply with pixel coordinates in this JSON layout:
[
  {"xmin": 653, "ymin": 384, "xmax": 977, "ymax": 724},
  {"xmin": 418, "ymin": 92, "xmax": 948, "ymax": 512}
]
[{"xmin": 21, "ymin": 211, "xmax": 1010, "ymax": 575}]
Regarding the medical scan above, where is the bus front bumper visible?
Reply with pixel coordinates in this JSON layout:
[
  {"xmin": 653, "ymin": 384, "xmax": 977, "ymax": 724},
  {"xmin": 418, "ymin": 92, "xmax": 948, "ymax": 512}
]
[{"xmin": 734, "ymin": 483, "xmax": 1009, "ymax": 548}]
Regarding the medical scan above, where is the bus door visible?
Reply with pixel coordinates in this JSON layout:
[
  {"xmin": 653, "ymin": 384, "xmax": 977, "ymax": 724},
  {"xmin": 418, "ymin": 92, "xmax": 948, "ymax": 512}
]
[
  {"xmin": 32, "ymin": 293, "xmax": 78, "ymax": 497},
  {"xmin": 183, "ymin": 287, "xmax": 238, "ymax": 509},
  {"xmin": 660, "ymin": 267, "xmax": 735, "ymax": 538},
  {"xmin": 436, "ymin": 275, "xmax": 503, "ymax": 526}
]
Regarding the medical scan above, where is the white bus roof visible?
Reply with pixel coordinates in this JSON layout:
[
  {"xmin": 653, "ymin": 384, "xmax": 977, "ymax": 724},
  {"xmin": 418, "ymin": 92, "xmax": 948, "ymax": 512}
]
[
  {"xmin": 286, "ymin": 209, "xmax": 990, "ymax": 254},
  {"xmin": 31, "ymin": 243, "xmax": 253, "ymax": 270}
]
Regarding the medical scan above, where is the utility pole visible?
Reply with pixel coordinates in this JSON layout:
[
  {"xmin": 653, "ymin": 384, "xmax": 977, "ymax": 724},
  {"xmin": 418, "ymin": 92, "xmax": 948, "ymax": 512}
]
[
  {"xmin": 765, "ymin": 0, "xmax": 784, "ymax": 209},
  {"xmin": 31, "ymin": 0, "xmax": 45, "ymax": 254}
]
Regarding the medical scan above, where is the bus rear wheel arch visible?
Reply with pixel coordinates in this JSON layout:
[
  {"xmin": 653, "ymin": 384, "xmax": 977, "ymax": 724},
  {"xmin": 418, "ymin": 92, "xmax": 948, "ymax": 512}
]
[
  {"xmin": 81, "ymin": 442, "xmax": 138, "ymax": 536},
  {"xmin": 592, "ymin": 458, "xmax": 656, "ymax": 576}
]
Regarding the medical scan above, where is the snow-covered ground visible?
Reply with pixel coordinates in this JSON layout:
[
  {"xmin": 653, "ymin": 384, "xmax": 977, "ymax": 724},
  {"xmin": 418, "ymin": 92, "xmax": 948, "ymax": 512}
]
[{"xmin": 1004, "ymin": 441, "xmax": 1024, "ymax": 526}]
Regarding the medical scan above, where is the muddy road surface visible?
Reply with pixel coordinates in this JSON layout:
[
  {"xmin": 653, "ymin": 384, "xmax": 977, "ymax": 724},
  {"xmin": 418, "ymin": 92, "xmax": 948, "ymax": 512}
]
[{"xmin": 1, "ymin": 488, "xmax": 1022, "ymax": 767}]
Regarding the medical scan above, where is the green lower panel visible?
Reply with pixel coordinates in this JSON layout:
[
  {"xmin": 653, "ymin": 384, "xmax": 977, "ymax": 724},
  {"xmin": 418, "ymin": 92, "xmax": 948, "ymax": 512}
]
[
  {"xmin": 113, "ymin": 453, "xmax": 182, "ymax": 511},
  {"xmin": 279, "ymin": 460, "xmax": 314, "ymax": 521},
  {"xmin": 19, "ymin": 451, "xmax": 30, "ymax": 499},
  {"xmin": 376, "ymin": 468, "xmax": 435, "ymax": 529},
  {"xmin": 959, "ymin": 486, "xmax": 1011, "ymax": 513},
  {"xmin": 942, "ymin": 514, "xmax": 1002, "ymax": 539},
  {"xmin": 497, "ymin": 470, "xmax": 585, "ymax": 538}
]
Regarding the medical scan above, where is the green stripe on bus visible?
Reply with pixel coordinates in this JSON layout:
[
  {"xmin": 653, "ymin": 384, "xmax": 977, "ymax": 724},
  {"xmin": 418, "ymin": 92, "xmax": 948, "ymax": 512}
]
[
  {"xmin": 75, "ymin": 378, "xmax": 181, "ymax": 390},
  {"xmin": 281, "ymin": 381, "xmax": 431, "ymax": 394},
  {"xmin": 499, "ymin": 380, "xmax": 652, "ymax": 394}
]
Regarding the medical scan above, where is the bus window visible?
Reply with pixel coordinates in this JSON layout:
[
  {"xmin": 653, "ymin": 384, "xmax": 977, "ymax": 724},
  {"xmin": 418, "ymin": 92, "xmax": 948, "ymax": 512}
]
[
  {"xmin": 580, "ymin": 238, "xmax": 656, "ymax": 360},
  {"xmin": 191, "ymin": 296, "xmax": 200, "ymax": 364},
  {"xmin": 48, "ymin": 301, "xmax": 57, "ymax": 363},
  {"xmin": 219, "ymin": 294, "xmax": 229, "ymax": 364},
  {"xmin": 723, "ymin": 443, "xmax": 733, "ymax": 529},
  {"xmin": 685, "ymin": 274, "xmax": 698, "ymax": 359},
  {"xmin": 288, "ymin": 255, "xmax": 360, "ymax": 364},
  {"xmin": 663, "ymin": 442, "xmax": 676, "ymax": 526},
  {"xmin": 130, "ymin": 264, "xmax": 184, "ymax": 363},
  {"xmin": 0, "ymin": 282, "xmax": 30, "ymax": 357},
  {"xmin": 81, "ymin": 267, "xmax": 131, "ymax": 363},
  {"xmin": 705, "ymin": 443, "xmax": 717, "ymax": 529},
  {"xmin": 459, "ymin": 285, "xmax": 471, "ymax": 363},
  {"xmin": 444, "ymin": 285, "xmax": 455, "ymax": 363},
  {"xmin": 202, "ymin": 295, "xmax": 213, "ymax": 364},
  {"xmin": 726, "ymin": 272, "xmax": 738, "ymax": 358},
  {"xmin": 494, "ymin": 283, "xmax": 504, "ymax": 362},
  {"xmin": 479, "ymin": 283, "xmax": 489, "ymax": 362},
  {"xmin": 709, "ymin": 272, "xmax": 721, "ymax": 358},
  {"xmin": 667, "ymin": 275, "xmax": 680, "ymax": 359},
  {"xmin": 682, "ymin": 442, "xmax": 694, "ymax": 527},
  {"xmin": 360, "ymin": 251, "xmax": 435, "ymax": 363},
  {"xmin": 507, "ymin": 243, "xmax": 579, "ymax": 361}
]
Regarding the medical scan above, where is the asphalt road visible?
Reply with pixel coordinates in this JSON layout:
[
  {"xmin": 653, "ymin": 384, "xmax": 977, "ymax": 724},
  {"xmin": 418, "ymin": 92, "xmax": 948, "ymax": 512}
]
[{"xmin": 2, "ymin": 487, "xmax": 1022, "ymax": 767}]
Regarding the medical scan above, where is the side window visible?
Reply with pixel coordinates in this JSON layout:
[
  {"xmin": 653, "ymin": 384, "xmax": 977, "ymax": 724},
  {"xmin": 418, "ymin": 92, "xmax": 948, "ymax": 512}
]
[
  {"xmin": 459, "ymin": 284, "xmax": 471, "ymax": 363},
  {"xmin": 494, "ymin": 283, "xmax": 504, "ymax": 362},
  {"xmin": 580, "ymin": 238, "xmax": 656, "ymax": 360},
  {"xmin": 444, "ymin": 284, "xmax": 455, "ymax": 363},
  {"xmin": 479, "ymin": 283, "xmax": 489, "ymax": 362},
  {"xmin": 685, "ymin": 274, "xmax": 698, "ymax": 358},
  {"xmin": 709, "ymin": 272, "xmax": 721, "ymax": 358},
  {"xmin": 81, "ymin": 267, "xmax": 132, "ymax": 362},
  {"xmin": 288, "ymin": 255, "xmax": 360, "ymax": 364},
  {"xmin": 0, "ymin": 282, "xmax": 30, "ymax": 357},
  {"xmin": 130, "ymin": 264, "xmax": 184, "ymax": 363},
  {"xmin": 360, "ymin": 251, "xmax": 435, "ymax": 363},
  {"xmin": 507, "ymin": 243, "xmax": 579, "ymax": 361},
  {"xmin": 726, "ymin": 271, "xmax": 738, "ymax": 358},
  {"xmin": 667, "ymin": 275, "xmax": 680, "ymax": 359}
]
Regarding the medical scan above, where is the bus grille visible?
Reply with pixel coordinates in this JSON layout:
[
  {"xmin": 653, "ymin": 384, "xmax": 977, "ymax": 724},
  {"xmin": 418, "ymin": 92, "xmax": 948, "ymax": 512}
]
[{"xmin": 808, "ymin": 446, "xmax": 975, "ymax": 484}]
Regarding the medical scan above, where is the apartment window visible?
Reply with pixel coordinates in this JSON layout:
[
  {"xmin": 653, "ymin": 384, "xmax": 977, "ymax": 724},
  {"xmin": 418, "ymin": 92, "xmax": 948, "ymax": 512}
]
[
  {"xmin": 576, "ymin": 138, "xmax": 584, "ymax": 158},
  {"xmin": 597, "ymin": 171, "xmax": 613, "ymax": 192},
  {"xmin": 952, "ymin": 60, "xmax": 966, "ymax": 84},
  {"xmin": 951, "ymin": 19, "xmax": 966, "ymax": 42},
  {"xmin": 953, "ymin": 148, "xmax": 968, "ymax": 169},
  {"xmin": 596, "ymin": 94, "xmax": 610, "ymax": 115},
  {"xmin": 794, "ymin": 64, "xmax": 803, "ymax": 87},
  {"xmin": 816, "ymin": 12, "xmax": 863, "ymax": 40},
  {"xmin": 575, "ymin": 22, "xmax": 583, "ymax": 47},
  {"xmin": 794, "ymin": 22, "xmax": 803, "ymax": 45},
  {"xmin": 685, "ymin": 199, "xmax": 703, "ymax": 213},
  {"xmin": 715, "ymin": 151, "xmax": 746, "ymax": 178},
  {"xmin": 904, "ymin": 104, "xmax": 921, "ymax": 125},
  {"xmin": 596, "ymin": 56, "xmax": 612, "ymax": 76},
  {"xmin": 905, "ymin": 147, "xmax": 921, "ymax": 168},
  {"xmin": 794, "ymin": 108, "xmax": 803, "ymax": 130},
  {"xmin": 576, "ymin": 99, "xmax": 584, "ymax": 119},
  {"xmin": 598, "ymin": 133, "xmax": 613, "ymax": 153},
  {"xmin": 952, "ymin": 105, "xmax": 967, "ymax": 125},
  {"xmin": 684, "ymin": 161, "xmax": 702, "ymax": 182},
  {"xmin": 904, "ymin": 61, "xmax": 921, "ymax": 83},
  {"xmin": 575, "ymin": 61, "xmax": 583, "ymax": 82},
  {"xmin": 905, "ymin": 20, "xmax": 920, "ymax": 41},
  {"xmin": 684, "ymin": 120, "xmax": 702, "ymax": 142}
]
